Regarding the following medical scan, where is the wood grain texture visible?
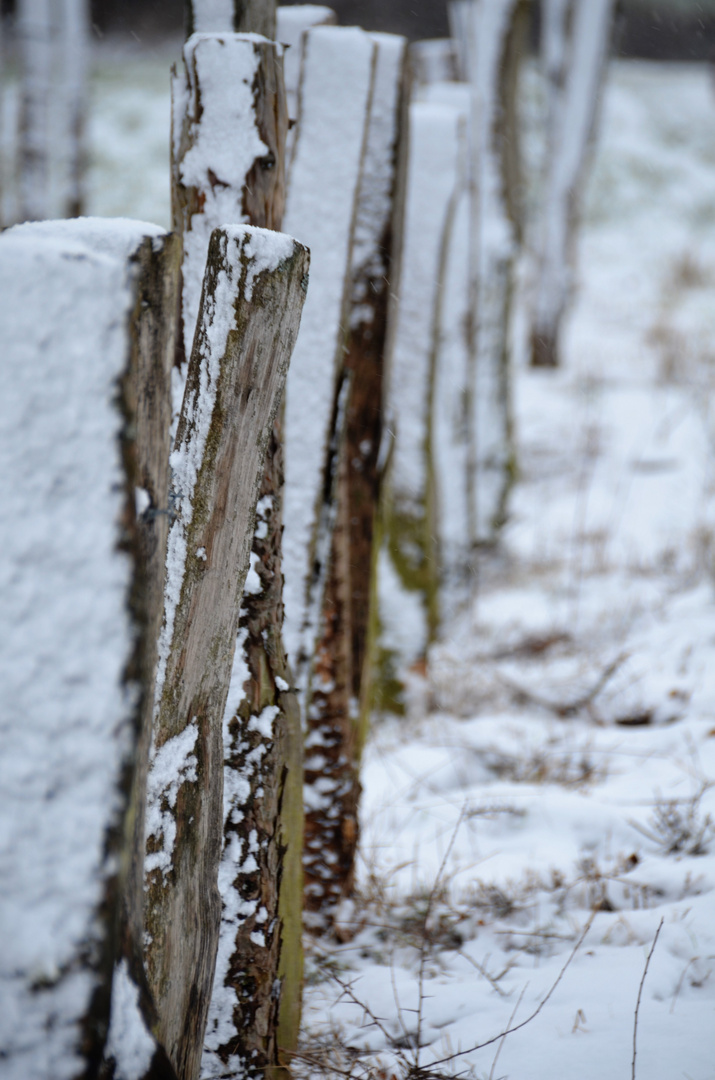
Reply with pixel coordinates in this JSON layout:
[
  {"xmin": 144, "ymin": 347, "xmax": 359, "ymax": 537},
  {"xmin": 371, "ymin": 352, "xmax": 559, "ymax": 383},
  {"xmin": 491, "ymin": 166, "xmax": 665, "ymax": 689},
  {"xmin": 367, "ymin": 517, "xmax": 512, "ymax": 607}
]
[{"xmin": 144, "ymin": 227, "xmax": 308, "ymax": 1080}]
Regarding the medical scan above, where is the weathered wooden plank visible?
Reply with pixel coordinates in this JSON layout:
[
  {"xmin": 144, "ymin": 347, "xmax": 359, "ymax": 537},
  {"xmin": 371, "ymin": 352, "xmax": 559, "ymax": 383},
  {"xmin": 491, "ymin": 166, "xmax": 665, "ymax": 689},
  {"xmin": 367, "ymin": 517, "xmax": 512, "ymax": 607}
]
[
  {"xmin": 186, "ymin": 0, "xmax": 277, "ymax": 37},
  {"xmin": 416, "ymin": 85, "xmax": 472, "ymax": 618},
  {"xmin": 171, "ymin": 32, "xmax": 287, "ymax": 383},
  {"xmin": 144, "ymin": 225, "xmax": 308, "ymax": 1080},
  {"xmin": 303, "ymin": 32, "xmax": 407, "ymax": 924},
  {"xmin": 531, "ymin": 0, "xmax": 614, "ymax": 367},
  {"xmin": 281, "ymin": 24, "xmax": 376, "ymax": 705},
  {"xmin": 0, "ymin": 226, "xmax": 156, "ymax": 1079},
  {"xmin": 276, "ymin": 5, "xmax": 336, "ymax": 163},
  {"xmin": 171, "ymin": 25, "xmax": 305, "ymax": 1075},
  {"xmin": 201, "ymin": 421, "xmax": 304, "ymax": 1079}
]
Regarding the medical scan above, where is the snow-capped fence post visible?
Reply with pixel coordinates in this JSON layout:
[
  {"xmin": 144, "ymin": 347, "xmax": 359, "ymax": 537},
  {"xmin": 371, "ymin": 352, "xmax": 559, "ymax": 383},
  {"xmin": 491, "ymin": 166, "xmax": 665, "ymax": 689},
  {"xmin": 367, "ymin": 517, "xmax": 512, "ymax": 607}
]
[
  {"xmin": 171, "ymin": 27, "xmax": 308, "ymax": 1072},
  {"xmin": 302, "ymin": 32, "xmax": 408, "ymax": 925},
  {"xmin": 276, "ymin": 4, "xmax": 337, "ymax": 163},
  {"xmin": 144, "ymin": 226, "xmax": 308, "ymax": 1080},
  {"xmin": 530, "ymin": 0, "xmax": 615, "ymax": 368},
  {"xmin": 0, "ymin": 223, "xmax": 178, "ymax": 1080},
  {"xmin": 186, "ymin": 0, "xmax": 277, "ymax": 37},
  {"xmin": 378, "ymin": 100, "xmax": 465, "ymax": 704},
  {"xmin": 464, "ymin": 0, "xmax": 528, "ymax": 542},
  {"xmin": 280, "ymin": 24, "xmax": 375, "ymax": 712}
]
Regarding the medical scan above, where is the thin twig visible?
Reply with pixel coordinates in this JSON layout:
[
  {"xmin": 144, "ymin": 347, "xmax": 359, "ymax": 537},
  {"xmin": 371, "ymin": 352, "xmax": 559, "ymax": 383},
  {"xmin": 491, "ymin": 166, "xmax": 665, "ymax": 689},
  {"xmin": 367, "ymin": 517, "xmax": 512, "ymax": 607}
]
[
  {"xmin": 415, "ymin": 808, "xmax": 467, "ymax": 1068},
  {"xmin": 632, "ymin": 919, "xmax": 664, "ymax": 1080},
  {"xmin": 488, "ymin": 985, "xmax": 526, "ymax": 1080},
  {"xmin": 423, "ymin": 910, "xmax": 595, "ymax": 1072}
]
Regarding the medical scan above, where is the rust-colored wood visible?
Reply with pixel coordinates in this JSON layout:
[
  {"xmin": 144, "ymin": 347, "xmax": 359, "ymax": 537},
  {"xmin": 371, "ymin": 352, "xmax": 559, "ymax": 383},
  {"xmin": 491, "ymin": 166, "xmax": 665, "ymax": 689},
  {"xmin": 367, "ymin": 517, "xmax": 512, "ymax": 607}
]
[{"xmin": 302, "ymin": 35, "xmax": 407, "ymax": 926}]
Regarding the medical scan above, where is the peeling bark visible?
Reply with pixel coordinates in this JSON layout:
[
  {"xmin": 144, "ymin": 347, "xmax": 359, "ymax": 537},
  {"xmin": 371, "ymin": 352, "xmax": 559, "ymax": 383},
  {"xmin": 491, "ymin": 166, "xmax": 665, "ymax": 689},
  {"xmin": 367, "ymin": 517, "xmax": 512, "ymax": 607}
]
[{"xmin": 144, "ymin": 227, "xmax": 308, "ymax": 1080}]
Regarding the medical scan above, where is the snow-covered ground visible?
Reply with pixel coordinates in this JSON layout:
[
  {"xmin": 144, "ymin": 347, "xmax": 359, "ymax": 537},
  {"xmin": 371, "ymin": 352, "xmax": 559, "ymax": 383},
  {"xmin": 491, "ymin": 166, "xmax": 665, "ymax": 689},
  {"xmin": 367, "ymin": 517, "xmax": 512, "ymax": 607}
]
[
  {"xmin": 24, "ymin": 46, "xmax": 715, "ymax": 1079},
  {"xmin": 300, "ymin": 63, "xmax": 715, "ymax": 1080}
]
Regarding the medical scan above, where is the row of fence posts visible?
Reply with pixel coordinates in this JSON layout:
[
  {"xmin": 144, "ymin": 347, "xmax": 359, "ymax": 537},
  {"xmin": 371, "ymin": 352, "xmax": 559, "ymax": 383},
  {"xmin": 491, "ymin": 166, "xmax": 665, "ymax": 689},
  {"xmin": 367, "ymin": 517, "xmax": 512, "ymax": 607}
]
[{"xmin": 0, "ymin": 2, "xmax": 613, "ymax": 1077}]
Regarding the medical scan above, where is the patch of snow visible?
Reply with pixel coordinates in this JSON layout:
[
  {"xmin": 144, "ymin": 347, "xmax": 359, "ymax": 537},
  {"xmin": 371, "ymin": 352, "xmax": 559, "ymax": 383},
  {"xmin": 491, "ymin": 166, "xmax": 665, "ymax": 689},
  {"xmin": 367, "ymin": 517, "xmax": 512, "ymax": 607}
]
[
  {"xmin": 0, "ymin": 230, "xmax": 137, "ymax": 1078},
  {"xmin": 105, "ymin": 961, "xmax": 156, "ymax": 1080}
]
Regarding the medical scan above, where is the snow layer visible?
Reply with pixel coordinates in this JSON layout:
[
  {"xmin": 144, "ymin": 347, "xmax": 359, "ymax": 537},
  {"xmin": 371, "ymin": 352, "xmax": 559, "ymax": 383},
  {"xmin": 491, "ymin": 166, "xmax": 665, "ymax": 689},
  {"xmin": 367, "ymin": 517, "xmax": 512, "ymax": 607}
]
[
  {"xmin": 0, "ymin": 230, "xmax": 137, "ymax": 1078},
  {"xmin": 276, "ymin": 4, "xmax": 336, "ymax": 162},
  {"xmin": 350, "ymin": 33, "xmax": 406, "ymax": 325},
  {"xmin": 301, "ymin": 61, "xmax": 715, "ymax": 1080},
  {"xmin": 105, "ymin": 960, "xmax": 156, "ymax": 1080},
  {"xmin": 281, "ymin": 25, "xmax": 375, "ymax": 690},
  {"xmin": 174, "ymin": 33, "xmax": 271, "ymax": 377}
]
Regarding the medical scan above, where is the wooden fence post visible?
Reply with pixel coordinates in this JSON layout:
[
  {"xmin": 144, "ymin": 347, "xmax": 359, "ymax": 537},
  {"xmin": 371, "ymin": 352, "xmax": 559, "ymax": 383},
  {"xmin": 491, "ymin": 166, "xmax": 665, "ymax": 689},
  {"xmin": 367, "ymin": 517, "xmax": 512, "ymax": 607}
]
[
  {"xmin": 0, "ymin": 225, "xmax": 172, "ymax": 1079},
  {"xmin": 144, "ymin": 226, "xmax": 308, "ymax": 1080},
  {"xmin": 17, "ymin": 0, "xmax": 52, "ymax": 221},
  {"xmin": 302, "ymin": 33, "xmax": 407, "ymax": 925},
  {"xmin": 531, "ymin": 0, "xmax": 615, "ymax": 367},
  {"xmin": 379, "ymin": 100, "xmax": 465, "ymax": 702},
  {"xmin": 171, "ymin": 26, "xmax": 307, "ymax": 1073}
]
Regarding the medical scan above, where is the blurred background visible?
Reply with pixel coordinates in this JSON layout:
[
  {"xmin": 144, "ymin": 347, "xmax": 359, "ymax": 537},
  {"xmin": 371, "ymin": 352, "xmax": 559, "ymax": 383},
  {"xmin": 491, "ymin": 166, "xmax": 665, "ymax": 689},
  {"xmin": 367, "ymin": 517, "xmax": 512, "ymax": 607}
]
[{"xmin": 0, "ymin": 0, "xmax": 714, "ymax": 57}]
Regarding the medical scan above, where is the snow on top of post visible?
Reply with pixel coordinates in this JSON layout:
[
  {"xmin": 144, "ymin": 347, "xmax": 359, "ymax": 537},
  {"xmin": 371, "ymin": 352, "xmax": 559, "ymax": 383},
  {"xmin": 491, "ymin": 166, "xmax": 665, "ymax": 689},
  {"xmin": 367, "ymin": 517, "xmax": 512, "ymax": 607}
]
[
  {"xmin": 177, "ymin": 33, "xmax": 273, "ymax": 363},
  {"xmin": 0, "ymin": 231, "xmax": 137, "ymax": 1079},
  {"xmin": 384, "ymin": 101, "xmax": 464, "ymax": 510},
  {"xmin": 7, "ymin": 215, "xmax": 167, "ymax": 262},
  {"xmin": 277, "ymin": 5, "xmax": 336, "ymax": 161},
  {"xmin": 350, "ymin": 32, "xmax": 406, "ymax": 324},
  {"xmin": 281, "ymin": 24, "xmax": 375, "ymax": 687}
]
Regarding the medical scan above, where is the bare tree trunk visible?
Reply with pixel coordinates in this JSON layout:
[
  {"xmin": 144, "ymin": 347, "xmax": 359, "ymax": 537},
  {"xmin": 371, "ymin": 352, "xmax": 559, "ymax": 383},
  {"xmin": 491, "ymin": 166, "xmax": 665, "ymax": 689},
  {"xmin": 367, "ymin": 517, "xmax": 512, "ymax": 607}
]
[
  {"xmin": 0, "ymin": 222, "xmax": 176, "ymax": 1080},
  {"xmin": 530, "ymin": 0, "xmax": 614, "ymax": 367},
  {"xmin": 186, "ymin": 0, "xmax": 277, "ymax": 37},
  {"xmin": 17, "ymin": 0, "xmax": 52, "ymax": 221},
  {"xmin": 303, "ymin": 33, "xmax": 407, "ymax": 926},
  {"xmin": 144, "ymin": 226, "xmax": 308, "ymax": 1080},
  {"xmin": 57, "ymin": 0, "xmax": 90, "ymax": 218},
  {"xmin": 465, "ymin": 0, "xmax": 527, "ymax": 543}
]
